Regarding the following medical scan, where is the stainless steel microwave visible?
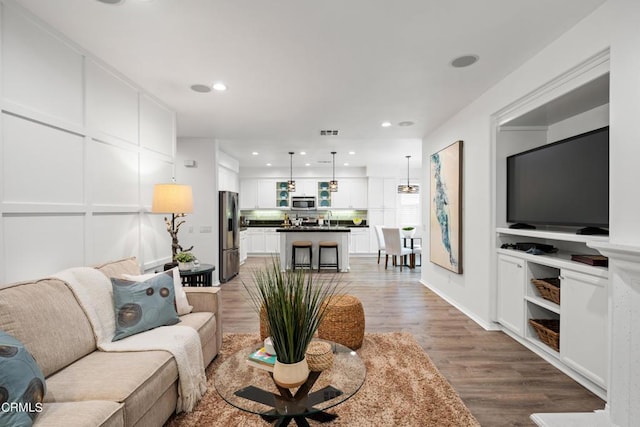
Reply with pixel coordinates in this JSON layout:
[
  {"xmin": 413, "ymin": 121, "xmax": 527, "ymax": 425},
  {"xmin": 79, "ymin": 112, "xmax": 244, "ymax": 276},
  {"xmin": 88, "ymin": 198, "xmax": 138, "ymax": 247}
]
[{"xmin": 291, "ymin": 196, "xmax": 316, "ymax": 210}]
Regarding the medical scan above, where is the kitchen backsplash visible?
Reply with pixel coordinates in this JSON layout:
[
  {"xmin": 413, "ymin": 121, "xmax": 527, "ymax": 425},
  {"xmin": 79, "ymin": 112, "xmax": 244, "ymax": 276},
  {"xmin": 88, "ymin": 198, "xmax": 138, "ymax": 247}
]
[{"xmin": 240, "ymin": 209, "xmax": 368, "ymax": 226}]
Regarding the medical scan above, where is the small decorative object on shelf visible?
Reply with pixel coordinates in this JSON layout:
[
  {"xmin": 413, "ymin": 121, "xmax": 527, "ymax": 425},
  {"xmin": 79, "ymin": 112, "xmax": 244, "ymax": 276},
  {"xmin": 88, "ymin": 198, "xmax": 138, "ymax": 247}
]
[
  {"xmin": 571, "ymin": 254, "xmax": 609, "ymax": 267},
  {"xmin": 175, "ymin": 251, "xmax": 196, "ymax": 271},
  {"xmin": 352, "ymin": 218, "xmax": 362, "ymax": 226}
]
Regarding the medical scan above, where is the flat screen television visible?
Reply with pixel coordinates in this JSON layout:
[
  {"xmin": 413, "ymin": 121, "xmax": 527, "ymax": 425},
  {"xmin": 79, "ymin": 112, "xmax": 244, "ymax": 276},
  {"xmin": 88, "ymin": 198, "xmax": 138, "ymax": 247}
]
[{"xmin": 506, "ymin": 126, "xmax": 609, "ymax": 232}]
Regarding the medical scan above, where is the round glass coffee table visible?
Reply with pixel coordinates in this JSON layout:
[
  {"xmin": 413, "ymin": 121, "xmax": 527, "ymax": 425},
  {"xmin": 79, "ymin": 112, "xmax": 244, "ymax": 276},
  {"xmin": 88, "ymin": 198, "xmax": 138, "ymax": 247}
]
[{"xmin": 214, "ymin": 340, "xmax": 366, "ymax": 426}]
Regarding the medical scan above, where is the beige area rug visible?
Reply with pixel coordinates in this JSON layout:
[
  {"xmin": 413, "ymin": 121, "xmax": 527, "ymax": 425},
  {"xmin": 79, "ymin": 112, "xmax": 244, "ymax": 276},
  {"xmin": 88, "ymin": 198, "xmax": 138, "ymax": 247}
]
[{"xmin": 165, "ymin": 332, "xmax": 479, "ymax": 426}]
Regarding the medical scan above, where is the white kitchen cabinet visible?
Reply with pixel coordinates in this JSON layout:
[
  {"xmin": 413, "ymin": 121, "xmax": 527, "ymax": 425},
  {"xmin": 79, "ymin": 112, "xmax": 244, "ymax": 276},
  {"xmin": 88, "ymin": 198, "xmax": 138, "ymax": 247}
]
[
  {"xmin": 291, "ymin": 179, "xmax": 316, "ymax": 197},
  {"xmin": 265, "ymin": 229, "xmax": 280, "ymax": 254},
  {"xmin": 247, "ymin": 228, "xmax": 265, "ymax": 253},
  {"xmin": 239, "ymin": 230, "xmax": 248, "ymax": 264},
  {"xmin": 497, "ymin": 254, "xmax": 526, "ymax": 335},
  {"xmin": 368, "ymin": 177, "xmax": 397, "ymax": 209},
  {"xmin": 349, "ymin": 228, "xmax": 370, "ymax": 254},
  {"xmin": 240, "ymin": 179, "xmax": 277, "ymax": 209},
  {"xmin": 560, "ymin": 269, "xmax": 608, "ymax": 388},
  {"xmin": 330, "ymin": 178, "xmax": 367, "ymax": 209}
]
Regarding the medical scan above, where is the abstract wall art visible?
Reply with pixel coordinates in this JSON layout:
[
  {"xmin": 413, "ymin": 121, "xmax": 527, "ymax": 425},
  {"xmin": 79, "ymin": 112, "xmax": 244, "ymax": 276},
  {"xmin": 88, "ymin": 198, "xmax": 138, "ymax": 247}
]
[{"xmin": 430, "ymin": 140, "xmax": 463, "ymax": 274}]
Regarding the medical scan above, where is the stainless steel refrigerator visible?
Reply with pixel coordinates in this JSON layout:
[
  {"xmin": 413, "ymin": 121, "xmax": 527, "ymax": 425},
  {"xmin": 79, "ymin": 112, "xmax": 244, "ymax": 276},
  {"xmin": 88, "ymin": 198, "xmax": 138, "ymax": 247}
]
[{"xmin": 219, "ymin": 191, "xmax": 240, "ymax": 282}]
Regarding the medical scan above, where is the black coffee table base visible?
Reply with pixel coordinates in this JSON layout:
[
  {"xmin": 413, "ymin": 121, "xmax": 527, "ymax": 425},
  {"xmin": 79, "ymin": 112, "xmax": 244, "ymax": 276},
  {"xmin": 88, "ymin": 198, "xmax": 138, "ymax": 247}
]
[{"xmin": 234, "ymin": 371, "xmax": 343, "ymax": 426}]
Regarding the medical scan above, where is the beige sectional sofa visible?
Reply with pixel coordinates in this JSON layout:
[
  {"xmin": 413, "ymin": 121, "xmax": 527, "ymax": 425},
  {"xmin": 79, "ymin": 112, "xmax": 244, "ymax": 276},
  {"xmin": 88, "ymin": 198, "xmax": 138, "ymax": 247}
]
[{"xmin": 0, "ymin": 257, "xmax": 222, "ymax": 427}]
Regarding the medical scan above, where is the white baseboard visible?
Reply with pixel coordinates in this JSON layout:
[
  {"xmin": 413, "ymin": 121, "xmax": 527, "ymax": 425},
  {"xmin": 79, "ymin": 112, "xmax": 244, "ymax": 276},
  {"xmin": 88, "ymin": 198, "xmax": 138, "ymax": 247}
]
[{"xmin": 420, "ymin": 279, "xmax": 500, "ymax": 331}]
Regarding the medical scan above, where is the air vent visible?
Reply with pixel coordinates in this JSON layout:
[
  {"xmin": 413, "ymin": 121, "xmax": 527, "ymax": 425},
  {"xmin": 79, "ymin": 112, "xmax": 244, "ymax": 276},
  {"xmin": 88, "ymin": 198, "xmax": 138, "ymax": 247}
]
[
  {"xmin": 317, "ymin": 160, "xmax": 332, "ymax": 164},
  {"xmin": 320, "ymin": 130, "xmax": 339, "ymax": 136}
]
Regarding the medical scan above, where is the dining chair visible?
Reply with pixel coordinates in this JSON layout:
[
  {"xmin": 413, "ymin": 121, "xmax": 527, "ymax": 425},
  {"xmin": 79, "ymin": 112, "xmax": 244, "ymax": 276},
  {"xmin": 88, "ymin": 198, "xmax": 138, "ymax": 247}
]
[
  {"xmin": 374, "ymin": 225, "xmax": 386, "ymax": 264},
  {"xmin": 382, "ymin": 227, "xmax": 413, "ymax": 271}
]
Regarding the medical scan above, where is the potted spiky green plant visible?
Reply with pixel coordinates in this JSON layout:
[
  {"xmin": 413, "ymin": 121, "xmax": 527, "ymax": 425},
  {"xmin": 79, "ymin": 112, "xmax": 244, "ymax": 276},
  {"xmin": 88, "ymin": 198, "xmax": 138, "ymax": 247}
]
[{"xmin": 244, "ymin": 258, "xmax": 341, "ymax": 388}]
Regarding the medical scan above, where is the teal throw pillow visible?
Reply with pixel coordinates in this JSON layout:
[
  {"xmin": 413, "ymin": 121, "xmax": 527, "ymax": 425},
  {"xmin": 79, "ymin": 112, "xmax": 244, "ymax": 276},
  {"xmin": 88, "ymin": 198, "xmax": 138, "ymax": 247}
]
[
  {"xmin": 0, "ymin": 330, "xmax": 46, "ymax": 427},
  {"xmin": 111, "ymin": 270, "xmax": 180, "ymax": 341}
]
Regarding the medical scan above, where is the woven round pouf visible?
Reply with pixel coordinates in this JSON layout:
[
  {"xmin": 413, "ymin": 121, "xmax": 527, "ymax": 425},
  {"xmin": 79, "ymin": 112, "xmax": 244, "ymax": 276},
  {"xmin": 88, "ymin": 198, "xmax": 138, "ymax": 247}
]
[
  {"xmin": 318, "ymin": 295, "xmax": 365, "ymax": 350},
  {"xmin": 305, "ymin": 341, "xmax": 334, "ymax": 371},
  {"xmin": 259, "ymin": 305, "xmax": 270, "ymax": 341}
]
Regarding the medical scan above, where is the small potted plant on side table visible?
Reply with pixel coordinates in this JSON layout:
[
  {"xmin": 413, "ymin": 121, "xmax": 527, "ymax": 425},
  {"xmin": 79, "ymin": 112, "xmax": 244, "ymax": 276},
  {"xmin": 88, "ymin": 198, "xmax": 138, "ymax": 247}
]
[{"xmin": 175, "ymin": 251, "xmax": 196, "ymax": 271}]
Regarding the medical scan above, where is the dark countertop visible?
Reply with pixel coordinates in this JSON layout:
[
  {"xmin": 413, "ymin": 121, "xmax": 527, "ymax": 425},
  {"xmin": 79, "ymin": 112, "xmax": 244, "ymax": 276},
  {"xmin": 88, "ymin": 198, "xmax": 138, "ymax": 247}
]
[
  {"xmin": 243, "ymin": 221, "xmax": 368, "ymax": 228},
  {"xmin": 276, "ymin": 226, "xmax": 351, "ymax": 232}
]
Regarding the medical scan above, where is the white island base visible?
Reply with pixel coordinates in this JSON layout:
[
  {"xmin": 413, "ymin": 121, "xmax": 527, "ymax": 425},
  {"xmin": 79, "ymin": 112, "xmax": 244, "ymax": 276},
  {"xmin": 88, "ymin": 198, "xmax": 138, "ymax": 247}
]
[{"xmin": 277, "ymin": 227, "xmax": 351, "ymax": 272}]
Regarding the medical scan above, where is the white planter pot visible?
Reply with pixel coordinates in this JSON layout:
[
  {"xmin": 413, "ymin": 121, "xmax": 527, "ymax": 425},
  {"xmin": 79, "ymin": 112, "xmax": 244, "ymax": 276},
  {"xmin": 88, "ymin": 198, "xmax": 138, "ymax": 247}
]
[
  {"xmin": 402, "ymin": 229, "xmax": 415, "ymax": 238},
  {"xmin": 178, "ymin": 261, "xmax": 194, "ymax": 271},
  {"xmin": 273, "ymin": 358, "xmax": 309, "ymax": 388}
]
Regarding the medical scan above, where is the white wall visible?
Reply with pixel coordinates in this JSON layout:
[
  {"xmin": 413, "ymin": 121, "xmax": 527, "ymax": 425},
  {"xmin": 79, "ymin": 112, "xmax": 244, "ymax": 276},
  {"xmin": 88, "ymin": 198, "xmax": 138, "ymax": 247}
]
[
  {"xmin": 176, "ymin": 138, "xmax": 221, "ymax": 284},
  {"xmin": 0, "ymin": 2, "xmax": 176, "ymax": 282},
  {"xmin": 420, "ymin": 2, "xmax": 613, "ymax": 328}
]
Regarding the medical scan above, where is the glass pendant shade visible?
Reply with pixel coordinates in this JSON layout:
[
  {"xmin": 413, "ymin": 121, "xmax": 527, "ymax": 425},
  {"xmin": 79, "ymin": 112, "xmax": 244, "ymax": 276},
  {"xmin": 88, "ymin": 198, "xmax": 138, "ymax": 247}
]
[
  {"xmin": 288, "ymin": 151, "xmax": 296, "ymax": 192},
  {"xmin": 398, "ymin": 155, "xmax": 420, "ymax": 194},
  {"xmin": 330, "ymin": 151, "xmax": 338, "ymax": 192}
]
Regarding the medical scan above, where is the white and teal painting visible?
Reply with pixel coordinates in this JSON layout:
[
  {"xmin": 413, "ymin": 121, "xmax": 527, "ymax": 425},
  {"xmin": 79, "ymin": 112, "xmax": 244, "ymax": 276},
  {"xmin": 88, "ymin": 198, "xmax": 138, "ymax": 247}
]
[{"xmin": 430, "ymin": 141, "xmax": 462, "ymax": 274}]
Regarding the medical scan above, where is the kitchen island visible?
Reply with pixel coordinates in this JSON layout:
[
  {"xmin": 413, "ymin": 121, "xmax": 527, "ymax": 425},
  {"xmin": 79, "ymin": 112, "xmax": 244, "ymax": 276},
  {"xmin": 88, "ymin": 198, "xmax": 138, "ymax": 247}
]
[{"xmin": 277, "ymin": 227, "xmax": 351, "ymax": 272}]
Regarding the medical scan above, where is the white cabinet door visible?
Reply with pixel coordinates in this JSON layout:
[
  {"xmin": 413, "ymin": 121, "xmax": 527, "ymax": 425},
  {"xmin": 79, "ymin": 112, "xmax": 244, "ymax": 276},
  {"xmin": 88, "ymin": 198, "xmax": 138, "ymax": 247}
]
[
  {"xmin": 368, "ymin": 178, "xmax": 397, "ymax": 209},
  {"xmin": 239, "ymin": 231, "xmax": 248, "ymax": 264},
  {"xmin": 349, "ymin": 228, "xmax": 369, "ymax": 254},
  {"xmin": 265, "ymin": 230, "xmax": 280, "ymax": 254},
  {"xmin": 497, "ymin": 254, "xmax": 525, "ymax": 335},
  {"xmin": 247, "ymin": 228, "xmax": 266, "ymax": 253},
  {"xmin": 240, "ymin": 179, "xmax": 259, "ymax": 209},
  {"xmin": 332, "ymin": 178, "xmax": 367, "ymax": 209},
  {"xmin": 291, "ymin": 179, "xmax": 316, "ymax": 197},
  {"xmin": 560, "ymin": 270, "xmax": 608, "ymax": 388},
  {"xmin": 257, "ymin": 179, "xmax": 276, "ymax": 209}
]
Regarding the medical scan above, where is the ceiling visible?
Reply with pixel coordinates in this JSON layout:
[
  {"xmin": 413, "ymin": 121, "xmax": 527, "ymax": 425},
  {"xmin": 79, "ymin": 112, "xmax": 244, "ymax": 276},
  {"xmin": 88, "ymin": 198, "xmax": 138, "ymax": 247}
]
[{"xmin": 14, "ymin": 0, "xmax": 606, "ymax": 169}]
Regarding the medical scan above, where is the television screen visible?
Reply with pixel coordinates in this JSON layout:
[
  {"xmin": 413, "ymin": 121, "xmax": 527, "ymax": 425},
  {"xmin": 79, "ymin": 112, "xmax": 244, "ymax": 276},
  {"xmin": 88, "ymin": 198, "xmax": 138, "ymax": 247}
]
[{"xmin": 506, "ymin": 126, "xmax": 609, "ymax": 228}]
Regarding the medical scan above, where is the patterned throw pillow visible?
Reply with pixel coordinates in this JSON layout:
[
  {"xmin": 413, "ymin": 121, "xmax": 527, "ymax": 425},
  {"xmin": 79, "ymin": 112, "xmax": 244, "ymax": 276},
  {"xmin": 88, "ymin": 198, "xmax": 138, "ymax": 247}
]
[
  {"xmin": 111, "ymin": 270, "xmax": 180, "ymax": 341},
  {"xmin": 122, "ymin": 267, "xmax": 193, "ymax": 315},
  {"xmin": 0, "ymin": 330, "xmax": 46, "ymax": 426}
]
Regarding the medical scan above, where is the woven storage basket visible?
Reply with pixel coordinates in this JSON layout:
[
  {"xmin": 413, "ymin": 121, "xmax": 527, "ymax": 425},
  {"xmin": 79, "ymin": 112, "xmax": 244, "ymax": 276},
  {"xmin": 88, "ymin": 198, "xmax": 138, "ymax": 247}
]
[
  {"xmin": 318, "ymin": 295, "xmax": 365, "ymax": 350},
  {"xmin": 531, "ymin": 278, "xmax": 561, "ymax": 305},
  {"xmin": 529, "ymin": 318, "xmax": 560, "ymax": 352},
  {"xmin": 305, "ymin": 341, "xmax": 334, "ymax": 371}
]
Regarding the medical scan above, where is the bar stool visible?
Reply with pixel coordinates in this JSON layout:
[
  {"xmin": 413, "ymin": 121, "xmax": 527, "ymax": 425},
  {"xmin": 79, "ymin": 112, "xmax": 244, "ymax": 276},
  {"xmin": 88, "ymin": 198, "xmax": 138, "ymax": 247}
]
[
  {"xmin": 291, "ymin": 240, "xmax": 312, "ymax": 270},
  {"xmin": 318, "ymin": 241, "xmax": 339, "ymax": 272}
]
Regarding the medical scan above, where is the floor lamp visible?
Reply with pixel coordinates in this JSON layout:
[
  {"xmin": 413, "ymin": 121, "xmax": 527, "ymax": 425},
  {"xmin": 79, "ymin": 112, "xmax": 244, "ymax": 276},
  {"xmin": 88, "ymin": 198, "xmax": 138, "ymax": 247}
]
[{"xmin": 152, "ymin": 183, "xmax": 194, "ymax": 267}]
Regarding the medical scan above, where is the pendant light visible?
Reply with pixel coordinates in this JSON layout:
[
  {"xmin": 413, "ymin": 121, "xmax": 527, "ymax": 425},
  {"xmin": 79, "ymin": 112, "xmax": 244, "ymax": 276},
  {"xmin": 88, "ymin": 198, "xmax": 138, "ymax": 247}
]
[
  {"xmin": 398, "ymin": 155, "xmax": 420, "ymax": 193},
  {"xmin": 287, "ymin": 151, "xmax": 296, "ymax": 191},
  {"xmin": 329, "ymin": 151, "xmax": 338, "ymax": 192}
]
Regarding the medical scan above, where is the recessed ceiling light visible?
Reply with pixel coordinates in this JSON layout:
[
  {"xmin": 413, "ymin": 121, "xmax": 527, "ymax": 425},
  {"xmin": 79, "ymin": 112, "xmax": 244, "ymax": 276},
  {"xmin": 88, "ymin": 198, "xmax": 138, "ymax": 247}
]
[
  {"xmin": 398, "ymin": 121, "xmax": 414, "ymax": 127},
  {"xmin": 96, "ymin": 0, "xmax": 124, "ymax": 4},
  {"xmin": 190, "ymin": 84, "xmax": 211, "ymax": 93},
  {"xmin": 343, "ymin": 162, "xmax": 349, "ymax": 166},
  {"xmin": 451, "ymin": 55, "xmax": 479, "ymax": 68},
  {"xmin": 381, "ymin": 121, "xmax": 392, "ymax": 128},
  {"xmin": 348, "ymin": 151, "xmax": 355, "ymax": 155},
  {"xmin": 266, "ymin": 163, "xmax": 272, "ymax": 166},
  {"xmin": 212, "ymin": 82, "xmax": 227, "ymax": 91},
  {"xmin": 251, "ymin": 152, "xmax": 259, "ymax": 155},
  {"xmin": 305, "ymin": 163, "xmax": 311, "ymax": 166},
  {"xmin": 300, "ymin": 151, "xmax": 307, "ymax": 155}
]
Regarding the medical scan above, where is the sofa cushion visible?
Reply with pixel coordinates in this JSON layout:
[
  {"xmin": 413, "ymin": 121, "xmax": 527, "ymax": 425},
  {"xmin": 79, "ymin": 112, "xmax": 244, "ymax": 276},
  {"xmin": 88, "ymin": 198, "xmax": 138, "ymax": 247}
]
[
  {"xmin": 122, "ymin": 267, "xmax": 193, "ymax": 316},
  {"xmin": 95, "ymin": 257, "xmax": 140, "ymax": 279},
  {"xmin": 35, "ymin": 401, "xmax": 123, "ymax": 427},
  {"xmin": 0, "ymin": 330, "xmax": 47, "ymax": 426},
  {"xmin": 178, "ymin": 312, "xmax": 218, "ymax": 366},
  {"xmin": 111, "ymin": 272, "xmax": 180, "ymax": 341},
  {"xmin": 43, "ymin": 350, "xmax": 177, "ymax": 427},
  {"xmin": 0, "ymin": 279, "xmax": 96, "ymax": 377}
]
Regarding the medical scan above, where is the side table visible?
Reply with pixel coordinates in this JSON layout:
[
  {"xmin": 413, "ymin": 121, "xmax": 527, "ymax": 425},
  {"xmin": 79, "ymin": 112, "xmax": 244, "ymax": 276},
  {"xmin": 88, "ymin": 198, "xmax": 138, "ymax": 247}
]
[{"xmin": 164, "ymin": 263, "xmax": 215, "ymax": 286}]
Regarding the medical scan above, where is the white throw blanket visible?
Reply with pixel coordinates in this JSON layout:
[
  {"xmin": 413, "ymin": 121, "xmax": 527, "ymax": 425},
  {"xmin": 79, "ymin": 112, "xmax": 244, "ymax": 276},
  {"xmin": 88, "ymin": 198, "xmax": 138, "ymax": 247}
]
[{"xmin": 52, "ymin": 267, "xmax": 207, "ymax": 413}]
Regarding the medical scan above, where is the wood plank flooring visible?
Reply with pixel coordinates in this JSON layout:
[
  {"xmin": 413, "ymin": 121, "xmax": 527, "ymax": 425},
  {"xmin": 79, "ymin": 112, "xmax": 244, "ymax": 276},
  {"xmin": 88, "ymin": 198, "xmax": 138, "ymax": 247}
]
[{"xmin": 218, "ymin": 256, "xmax": 605, "ymax": 426}]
